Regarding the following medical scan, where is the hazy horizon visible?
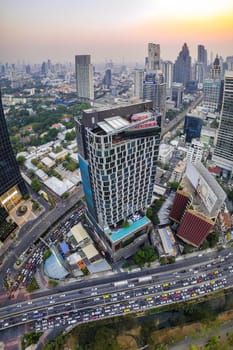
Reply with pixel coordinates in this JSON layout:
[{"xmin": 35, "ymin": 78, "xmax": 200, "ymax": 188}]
[{"xmin": 1, "ymin": 0, "xmax": 233, "ymax": 65}]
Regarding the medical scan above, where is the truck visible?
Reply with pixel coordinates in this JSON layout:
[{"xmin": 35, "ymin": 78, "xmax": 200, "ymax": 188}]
[
  {"xmin": 113, "ymin": 280, "xmax": 128, "ymax": 287},
  {"xmin": 138, "ymin": 275, "xmax": 152, "ymax": 283}
]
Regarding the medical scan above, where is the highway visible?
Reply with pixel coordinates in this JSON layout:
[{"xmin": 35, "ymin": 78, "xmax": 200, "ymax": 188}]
[
  {"xmin": 0, "ymin": 247, "xmax": 232, "ymax": 333},
  {"xmin": 161, "ymin": 93, "xmax": 203, "ymax": 137}
]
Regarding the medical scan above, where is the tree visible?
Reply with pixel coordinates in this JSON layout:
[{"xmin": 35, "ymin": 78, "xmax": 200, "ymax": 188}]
[
  {"xmin": 32, "ymin": 201, "xmax": 39, "ymax": 211},
  {"xmin": 16, "ymin": 155, "xmax": 26, "ymax": 165},
  {"xmin": 31, "ymin": 178, "xmax": 41, "ymax": 192}
]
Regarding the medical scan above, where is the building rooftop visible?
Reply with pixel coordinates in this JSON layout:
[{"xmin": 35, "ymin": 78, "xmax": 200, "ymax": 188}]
[
  {"xmin": 181, "ymin": 161, "xmax": 226, "ymax": 218},
  {"xmin": 44, "ymin": 176, "xmax": 75, "ymax": 196},
  {"xmin": 70, "ymin": 223, "xmax": 89, "ymax": 244}
]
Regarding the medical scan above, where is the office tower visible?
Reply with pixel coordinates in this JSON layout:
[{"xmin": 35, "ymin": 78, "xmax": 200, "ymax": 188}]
[
  {"xmin": 103, "ymin": 69, "xmax": 112, "ymax": 89},
  {"xmin": 171, "ymin": 83, "xmax": 183, "ymax": 108},
  {"xmin": 75, "ymin": 54, "xmax": 94, "ymax": 102},
  {"xmin": 173, "ymin": 43, "xmax": 191, "ymax": 86},
  {"xmin": 76, "ymin": 101, "xmax": 161, "ymax": 261},
  {"xmin": 197, "ymin": 45, "xmax": 207, "ymax": 67},
  {"xmin": 211, "ymin": 55, "xmax": 221, "ymax": 79},
  {"xmin": 213, "ymin": 71, "xmax": 233, "ymax": 178},
  {"xmin": 133, "ymin": 69, "xmax": 144, "ymax": 99},
  {"xmin": 162, "ymin": 61, "xmax": 173, "ymax": 98},
  {"xmin": 143, "ymin": 72, "xmax": 166, "ymax": 115},
  {"xmin": 147, "ymin": 43, "xmax": 160, "ymax": 71},
  {"xmin": 0, "ymin": 92, "xmax": 28, "ymax": 220},
  {"xmin": 186, "ymin": 139, "xmax": 204, "ymax": 164},
  {"xmin": 203, "ymin": 79, "xmax": 222, "ymax": 112},
  {"xmin": 41, "ymin": 61, "xmax": 47, "ymax": 75},
  {"xmin": 184, "ymin": 114, "xmax": 203, "ymax": 143}
]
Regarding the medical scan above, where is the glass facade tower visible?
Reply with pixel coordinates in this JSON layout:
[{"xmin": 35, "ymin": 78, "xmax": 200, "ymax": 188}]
[{"xmin": 0, "ymin": 92, "xmax": 28, "ymax": 218}]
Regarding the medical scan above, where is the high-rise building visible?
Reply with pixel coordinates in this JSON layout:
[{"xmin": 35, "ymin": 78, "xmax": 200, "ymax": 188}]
[
  {"xmin": 184, "ymin": 114, "xmax": 203, "ymax": 143},
  {"xmin": 211, "ymin": 55, "xmax": 221, "ymax": 79},
  {"xmin": 75, "ymin": 54, "xmax": 94, "ymax": 102},
  {"xmin": 197, "ymin": 45, "xmax": 207, "ymax": 67},
  {"xmin": 173, "ymin": 43, "xmax": 191, "ymax": 86},
  {"xmin": 143, "ymin": 72, "xmax": 166, "ymax": 115},
  {"xmin": 147, "ymin": 43, "xmax": 160, "ymax": 71},
  {"xmin": 0, "ymin": 92, "xmax": 28, "ymax": 220},
  {"xmin": 213, "ymin": 71, "xmax": 233, "ymax": 177},
  {"xmin": 133, "ymin": 69, "xmax": 144, "ymax": 99},
  {"xmin": 203, "ymin": 79, "xmax": 222, "ymax": 112},
  {"xmin": 103, "ymin": 69, "xmax": 112, "ymax": 89},
  {"xmin": 76, "ymin": 101, "xmax": 161, "ymax": 261},
  {"xmin": 162, "ymin": 61, "xmax": 173, "ymax": 98},
  {"xmin": 171, "ymin": 83, "xmax": 184, "ymax": 108}
]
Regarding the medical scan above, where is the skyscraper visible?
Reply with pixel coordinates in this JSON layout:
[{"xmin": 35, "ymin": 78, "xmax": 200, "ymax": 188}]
[
  {"xmin": 161, "ymin": 61, "xmax": 173, "ymax": 98},
  {"xmin": 211, "ymin": 55, "xmax": 221, "ymax": 79},
  {"xmin": 173, "ymin": 43, "xmax": 191, "ymax": 86},
  {"xmin": 133, "ymin": 69, "xmax": 144, "ymax": 99},
  {"xmin": 103, "ymin": 69, "xmax": 112, "ymax": 89},
  {"xmin": 147, "ymin": 43, "xmax": 160, "ymax": 71},
  {"xmin": 76, "ymin": 101, "xmax": 161, "ymax": 261},
  {"xmin": 75, "ymin": 55, "xmax": 94, "ymax": 102},
  {"xmin": 0, "ymin": 92, "xmax": 28, "ymax": 219},
  {"xmin": 213, "ymin": 71, "xmax": 233, "ymax": 177},
  {"xmin": 197, "ymin": 45, "xmax": 207, "ymax": 67},
  {"xmin": 143, "ymin": 72, "xmax": 166, "ymax": 115}
]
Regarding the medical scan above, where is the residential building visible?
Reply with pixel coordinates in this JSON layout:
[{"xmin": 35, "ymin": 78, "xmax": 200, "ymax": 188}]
[
  {"xmin": 184, "ymin": 114, "xmax": 203, "ymax": 143},
  {"xmin": 170, "ymin": 160, "xmax": 186, "ymax": 184},
  {"xmin": 75, "ymin": 54, "xmax": 94, "ymax": 102},
  {"xmin": 0, "ymin": 92, "xmax": 28, "ymax": 220},
  {"xmin": 213, "ymin": 71, "xmax": 233, "ymax": 177},
  {"xmin": 75, "ymin": 101, "xmax": 161, "ymax": 261},
  {"xmin": 186, "ymin": 139, "xmax": 204, "ymax": 164},
  {"xmin": 158, "ymin": 143, "xmax": 174, "ymax": 165},
  {"xmin": 173, "ymin": 43, "xmax": 191, "ymax": 86}
]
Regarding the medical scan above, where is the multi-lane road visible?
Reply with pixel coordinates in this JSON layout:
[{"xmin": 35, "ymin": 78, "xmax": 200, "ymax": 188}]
[{"xmin": 0, "ymin": 247, "xmax": 232, "ymax": 334}]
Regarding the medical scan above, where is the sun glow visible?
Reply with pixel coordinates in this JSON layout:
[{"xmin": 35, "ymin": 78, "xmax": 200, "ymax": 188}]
[{"xmin": 149, "ymin": 0, "xmax": 233, "ymax": 19}]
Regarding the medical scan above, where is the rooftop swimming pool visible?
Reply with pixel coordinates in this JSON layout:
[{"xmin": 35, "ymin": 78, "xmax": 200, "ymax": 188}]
[
  {"xmin": 44, "ymin": 253, "xmax": 69, "ymax": 280},
  {"xmin": 109, "ymin": 216, "xmax": 150, "ymax": 242}
]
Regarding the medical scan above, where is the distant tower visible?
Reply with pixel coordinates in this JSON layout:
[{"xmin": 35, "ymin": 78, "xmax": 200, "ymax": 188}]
[
  {"xmin": 134, "ymin": 69, "xmax": 144, "ymax": 99},
  {"xmin": 197, "ymin": 45, "xmax": 207, "ymax": 67},
  {"xmin": 103, "ymin": 69, "xmax": 112, "ymax": 88},
  {"xmin": 211, "ymin": 55, "xmax": 221, "ymax": 79},
  {"xmin": 173, "ymin": 43, "xmax": 191, "ymax": 86},
  {"xmin": 143, "ymin": 72, "xmax": 166, "ymax": 115},
  {"xmin": 0, "ymin": 91, "xmax": 28, "ymax": 220},
  {"xmin": 162, "ymin": 61, "xmax": 173, "ymax": 98},
  {"xmin": 75, "ymin": 55, "xmax": 94, "ymax": 102},
  {"xmin": 147, "ymin": 43, "xmax": 160, "ymax": 71},
  {"xmin": 213, "ymin": 71, "xmax": 233, "ymax": 177}
]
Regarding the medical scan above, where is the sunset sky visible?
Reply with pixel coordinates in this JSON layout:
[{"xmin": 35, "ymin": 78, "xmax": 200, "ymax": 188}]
[{"xmin": 1, "ymin": 0, "xmax": 233, "ymax": 65}]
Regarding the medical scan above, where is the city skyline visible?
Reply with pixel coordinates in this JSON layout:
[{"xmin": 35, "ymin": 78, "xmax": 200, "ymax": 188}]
[{"xmin": 1, "ymin": 0, "xmax": 233, "ymax": 64}]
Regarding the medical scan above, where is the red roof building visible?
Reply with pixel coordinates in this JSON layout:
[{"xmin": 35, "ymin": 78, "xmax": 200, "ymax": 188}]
[
  {"xmin": 169, "ymin": 190, "xmax": 191, "ymax": 223},
  {"xmin": 177, "ymin": 209, "xmax": 214, "ymax": 247}
]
